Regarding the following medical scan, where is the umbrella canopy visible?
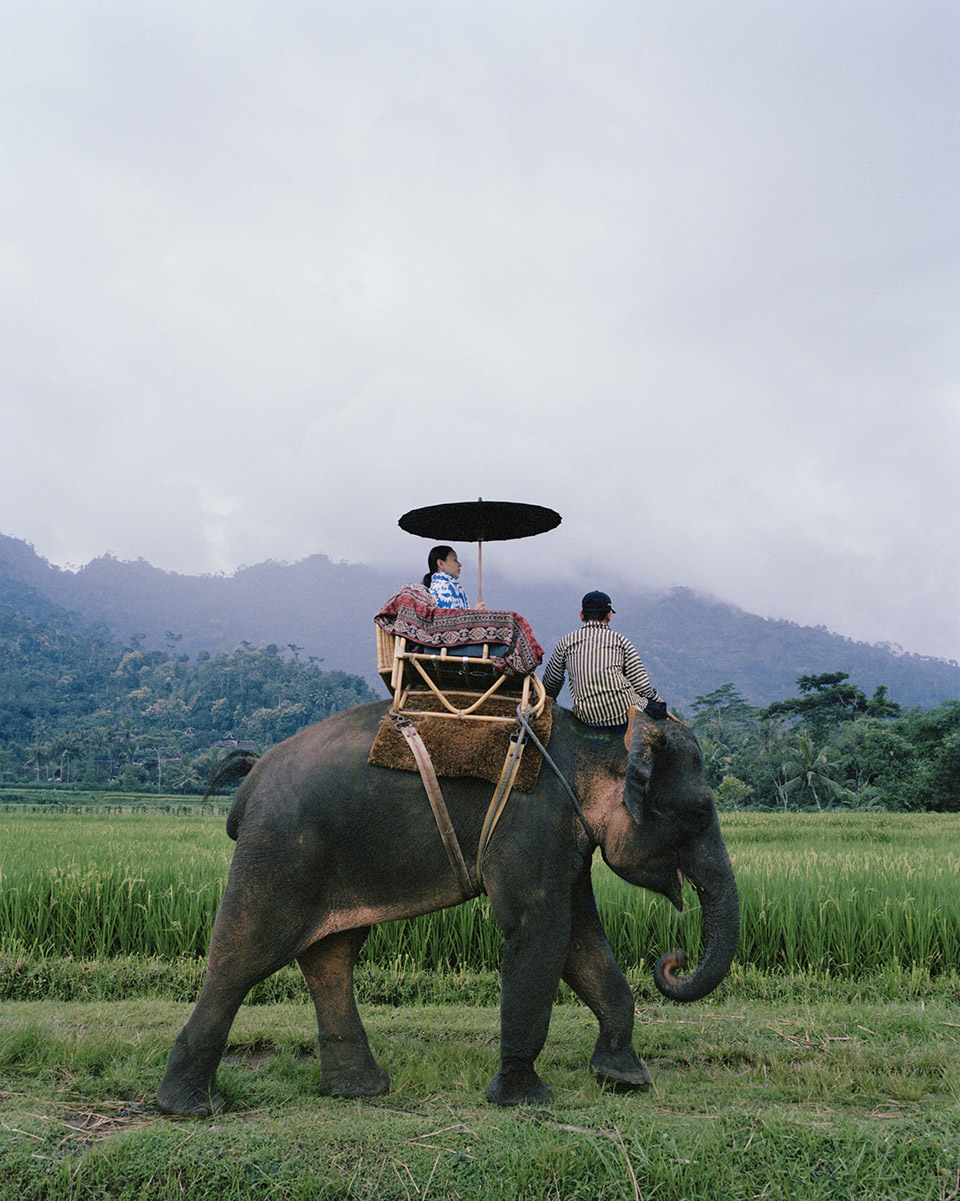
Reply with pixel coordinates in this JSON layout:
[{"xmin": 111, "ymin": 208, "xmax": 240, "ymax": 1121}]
[
  {"xmin": 399, "ymin": 499, "xmax": 562, "ymax": 606},
  {"xmin": 399, "ymin": 499, "xmax": 561, "ymax": 543}
]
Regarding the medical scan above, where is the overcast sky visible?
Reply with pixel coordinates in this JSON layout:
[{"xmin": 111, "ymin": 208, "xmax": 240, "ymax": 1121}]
[{"xmin": 3, "ymin": 1, "xmax": 958, "ymax": 662}]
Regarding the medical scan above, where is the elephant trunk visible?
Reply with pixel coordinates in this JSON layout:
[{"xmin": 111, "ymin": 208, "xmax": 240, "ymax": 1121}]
[{"xmin": 653, "ymin": 824, "xmax": 740, "ymax": 1003}]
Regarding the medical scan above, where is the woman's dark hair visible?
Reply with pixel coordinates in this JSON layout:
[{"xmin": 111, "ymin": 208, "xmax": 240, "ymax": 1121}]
[{"xmin": 422, "ymin": 545, "xmax": 454, "ymax": 588}]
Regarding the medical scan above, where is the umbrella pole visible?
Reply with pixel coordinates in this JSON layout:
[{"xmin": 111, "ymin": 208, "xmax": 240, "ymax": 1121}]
[{"xmin": 477, "ymin": 541, "xmax": 483, "ymax": 608}]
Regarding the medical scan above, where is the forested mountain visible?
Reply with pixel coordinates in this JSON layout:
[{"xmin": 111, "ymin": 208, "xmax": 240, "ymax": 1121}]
[
  {"xmin": 1, "ymin": 534, "xmax": 957, "ymax": 807},
  {"xmin": 0, "ymin": 572, "xmax": 377, "ymax": 791},
  {"xmin": 1, "ymin": 533, "xmax": 956, "ymax": 711}
]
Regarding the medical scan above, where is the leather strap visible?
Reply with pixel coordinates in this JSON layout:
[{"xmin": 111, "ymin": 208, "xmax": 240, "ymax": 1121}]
[
  {"xmin": 399, "ymin": 723, "xmax": 475, "ymax": 898},
  {"xmin": 476, "ymin": 733, "xmax": 527, "ymax": 890}
]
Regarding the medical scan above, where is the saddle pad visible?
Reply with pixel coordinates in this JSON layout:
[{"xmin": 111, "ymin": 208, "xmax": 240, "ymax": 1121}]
[{"xmin": 368, "ymin": 694, "xmax": 553, "ymax": 793}]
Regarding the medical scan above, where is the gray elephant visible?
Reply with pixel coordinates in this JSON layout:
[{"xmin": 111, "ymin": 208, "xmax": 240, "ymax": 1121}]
[{"xmin": 156, "ymin": 703, "xmax": 739, "ymax": 1116}]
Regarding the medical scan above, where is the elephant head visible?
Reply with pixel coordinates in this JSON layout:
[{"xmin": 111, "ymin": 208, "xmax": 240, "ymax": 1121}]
[{"xmin": 595, "ymin": 711, "xmax": 740, "ymax": 1002}]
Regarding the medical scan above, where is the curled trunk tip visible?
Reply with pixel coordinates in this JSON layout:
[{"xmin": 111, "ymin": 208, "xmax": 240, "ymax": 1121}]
[
  {"xmin": 654, "ymin": 949, "xmax": 689, "ymax": 992},
  {"xmin": 653, "ymin": 873, "xmax": 740, "ymax": 1002}
]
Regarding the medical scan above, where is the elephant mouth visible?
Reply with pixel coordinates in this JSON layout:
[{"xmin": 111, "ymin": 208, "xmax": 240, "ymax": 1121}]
[
  {"xmin": 666, "ymin": 865, "xmax": 684, "ymax": 912},
  {"xmin": 633, "ymin": 850, "xmax": 685, "ymax": 911}
]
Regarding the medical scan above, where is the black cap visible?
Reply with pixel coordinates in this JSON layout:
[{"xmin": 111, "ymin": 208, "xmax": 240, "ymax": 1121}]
[{"xmin": 581, "ymin": 590, "xmax": 614, "ymax": 617}]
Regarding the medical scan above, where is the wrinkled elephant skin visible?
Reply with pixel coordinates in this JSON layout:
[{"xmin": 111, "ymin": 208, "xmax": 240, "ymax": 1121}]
[{"xmin": 156, "ymin": 702, "xmax": 738, "ymax": 1116}]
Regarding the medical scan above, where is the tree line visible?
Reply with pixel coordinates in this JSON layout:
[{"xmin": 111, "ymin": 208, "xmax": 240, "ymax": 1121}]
[
  {"xmin": 2, "ymin": 594, "xmax": 957, "ymax": 807},
  {"xmin": 0, "ymin": 598, "xmax": 378, "ymax": 793},
  {"xmin": 685, "ymin": 674, "xmax": 959, "ymax": 812}
]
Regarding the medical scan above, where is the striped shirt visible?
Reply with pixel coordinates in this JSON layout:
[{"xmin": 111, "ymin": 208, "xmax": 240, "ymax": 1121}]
[{"xmin": 542, "ymin": 621, "xmax": 661, "ymax": 727}]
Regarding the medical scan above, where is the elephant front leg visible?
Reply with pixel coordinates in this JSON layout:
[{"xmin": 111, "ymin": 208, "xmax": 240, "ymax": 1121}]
[
  {"xmin": 485, "ymin": 900, "xmax": 571, "ymax": 1107},
  {"xmin": 563, "ymin": 901, "xmax": 651, "ymax": 1090},
  {"xmin": 298, "ymin": 928, "xmax": 389, "ymax": 1098}
]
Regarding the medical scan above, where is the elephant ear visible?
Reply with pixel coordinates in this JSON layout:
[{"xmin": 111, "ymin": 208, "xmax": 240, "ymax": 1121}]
[{"xmin": 623, "ymin": 708, "xmax": 663, "ymax": 822}]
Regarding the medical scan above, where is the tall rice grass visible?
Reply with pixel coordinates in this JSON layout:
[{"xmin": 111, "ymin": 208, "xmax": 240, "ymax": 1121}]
[
  {"xmin": 1, "ymin": 809, "xmax": 957, "ymax": 977},
  {"xmin": 718, "ymin": 812, "xmax": 960, "ymax": 976},
  {"xmin": 0, "ymin": 811, "xmax": 227, "ymax": 958}
]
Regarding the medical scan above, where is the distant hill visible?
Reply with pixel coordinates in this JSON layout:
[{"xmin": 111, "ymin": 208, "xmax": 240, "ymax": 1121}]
[{"xmin": 1, "ymin": 533, "xmax": 957, "ymax": 712}]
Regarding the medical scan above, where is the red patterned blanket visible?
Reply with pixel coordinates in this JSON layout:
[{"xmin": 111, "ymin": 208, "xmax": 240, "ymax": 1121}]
[{"xmin": 374, "ymin": 585, "xmax": 544, "ymax": 676}]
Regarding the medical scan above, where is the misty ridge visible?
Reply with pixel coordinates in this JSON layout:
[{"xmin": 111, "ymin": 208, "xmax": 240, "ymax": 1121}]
[{"xmin": 1, "ymin": 533, "xmax": 956, "ymax": 713}]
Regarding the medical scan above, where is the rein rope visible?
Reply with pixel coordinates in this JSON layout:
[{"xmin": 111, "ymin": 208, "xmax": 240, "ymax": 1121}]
[{"xmin": 514, "ymin": 706, "xmax": 594, "ymax": 841}]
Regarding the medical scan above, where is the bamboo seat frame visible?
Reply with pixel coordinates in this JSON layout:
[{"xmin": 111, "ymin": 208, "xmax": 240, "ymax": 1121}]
[{"xmin": 376, "ymin": 627, "xmax": 546, "ymax": 724}]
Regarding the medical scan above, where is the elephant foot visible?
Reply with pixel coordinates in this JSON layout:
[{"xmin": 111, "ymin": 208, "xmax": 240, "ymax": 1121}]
[
  {"xmin": 156, "ymin": 1080, "xmax": 225, "ymax": 1118},
  {"xmin": 319, "ymin": 1065, "xmax": 390, "ymax": 1098},
  {"xmin": 590, "ymin": 1046, "xmax": 652, "ymax": 1091},
  {"xmin": 486, "ymin": 1066, "xmax": 554, "ymax": 1107},
  {"xmin": 318, "ymin": 1034, "xmax": 390, "ymax": 1098}
]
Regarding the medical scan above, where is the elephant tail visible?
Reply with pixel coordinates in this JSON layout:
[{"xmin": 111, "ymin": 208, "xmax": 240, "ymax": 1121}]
[{"xmin": 203, "ymin": 750, "xmax": 259, "ymax": 841}]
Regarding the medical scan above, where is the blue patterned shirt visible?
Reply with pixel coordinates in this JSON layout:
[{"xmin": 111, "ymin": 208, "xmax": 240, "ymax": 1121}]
[{"xmin": 429, "ymin": 571, "xmax": 471, "ymax": 610}]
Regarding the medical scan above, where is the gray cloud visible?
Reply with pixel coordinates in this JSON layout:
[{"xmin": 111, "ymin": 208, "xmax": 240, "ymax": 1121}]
[{"xmin": 2, "ymin": 1, "xmax": 957, "ymax": 661}]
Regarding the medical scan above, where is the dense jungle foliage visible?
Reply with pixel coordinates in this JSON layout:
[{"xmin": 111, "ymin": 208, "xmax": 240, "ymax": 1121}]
[
  {"xmin": 0, "ymin": 591, "xmax": 378, "ymax": 792},
  {"xmin": 1, "ymin": 583, "xmax": 957, "ymax": 807},
  {"xmin": 688, "ymin": 676, "xmax": 960, "ymax": 812}
]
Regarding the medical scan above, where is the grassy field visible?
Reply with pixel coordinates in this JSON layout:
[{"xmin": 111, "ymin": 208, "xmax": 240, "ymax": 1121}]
[
  {"xmin": 1, "ymin": 984, "xmax": 958, "ymax": 1200},
  {"xmin": 0, "ymin": 807, "xmax": 958, "ymax": 1198},
  {"xmin": 1, "ymin": 808, "xmax": 958, "ymax": 976}
]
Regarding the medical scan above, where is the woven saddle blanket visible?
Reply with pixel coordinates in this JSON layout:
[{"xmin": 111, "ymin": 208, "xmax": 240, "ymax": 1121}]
[
  {"xmin": 368, "ymin": 695, "xmax": 553, "ymax": 793},
  {"xmin": 373, "ymin": 584, "xmax": 544, "ymax": 676}
]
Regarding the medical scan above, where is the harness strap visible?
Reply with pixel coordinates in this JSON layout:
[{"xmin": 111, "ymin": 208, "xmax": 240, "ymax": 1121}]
[
  {"xmin": 395, "ymin": 705, "xmax": 595, "ymax": 901},
  {"xmin": 476, "ymin": 731, "xmax": 528, "ymax": 891},
  {"xmin": 399, "ymin": 723, "xmax": 475, "ymax": 898},
  {"xmin": 477, "ymin": 705, "xmax": 598, "ymax": 888}
]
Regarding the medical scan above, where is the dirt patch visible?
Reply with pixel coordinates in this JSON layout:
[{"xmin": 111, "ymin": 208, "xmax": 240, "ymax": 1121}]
[
  {"xmin": 222, "ymin": 1040, "xmax": 316, "ymax": 1069},
  {"xmin": 64, "ymin": 1106, "xmax": 137, "ymax": 1131},
  {"xmin": 55, "ymin": 1103, "xmax": 154, "ymax": 1148}
]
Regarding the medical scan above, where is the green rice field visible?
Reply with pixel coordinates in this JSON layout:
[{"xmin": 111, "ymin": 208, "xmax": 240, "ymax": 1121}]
[
  {"xmin": 0, "ymin": 807, "xmax": 957, "ymax": 980},
  {"xmin": 1, "ymin": 806, "xmax": 958, "ymax": 1200}
]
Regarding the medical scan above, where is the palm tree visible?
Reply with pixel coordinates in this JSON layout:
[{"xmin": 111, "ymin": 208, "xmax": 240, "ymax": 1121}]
[
  {"xmin": 783, "ymin": 731, "xmax": 849, "ymax": 810},
  {"xmin": 51, "ymin": 731, "xmax": 85, "ymax": 785},
  {"xmin": 86, "ymin": 726, "xmax": 112, "ymax": 783}
]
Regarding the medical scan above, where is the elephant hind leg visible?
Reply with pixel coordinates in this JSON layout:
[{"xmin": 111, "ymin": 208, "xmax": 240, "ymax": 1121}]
[
  {"xmin": 298, "ymin": 928, "xmax": 389, "ymax": 1098},
  {"xmin": 158, "ymin": 886, "xmax": 318, "ymax": 1117},
  {"xmin": 157, "ymin": 969, "xmax": 261, "ymax": 1116},
  {"xmin": 157, "ymin": 948, "xmax": 301, "ymax": 1116}
]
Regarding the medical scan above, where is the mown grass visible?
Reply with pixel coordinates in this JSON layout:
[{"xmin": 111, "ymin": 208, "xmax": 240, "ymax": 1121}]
[{"xmin": 1, "ymin": 986, "xmax": 958, "ymax": 1200}]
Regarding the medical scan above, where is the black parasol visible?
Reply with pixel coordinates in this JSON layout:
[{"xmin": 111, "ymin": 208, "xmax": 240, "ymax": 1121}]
[{"xmin": 399, "ymin": 498, "xmax": 562, "ymax": 606}]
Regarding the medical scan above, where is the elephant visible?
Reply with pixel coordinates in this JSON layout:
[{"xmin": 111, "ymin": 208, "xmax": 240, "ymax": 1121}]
[{"xmin": 156, "ymin": 701, "xmax": 739, "ymax": 1116}]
